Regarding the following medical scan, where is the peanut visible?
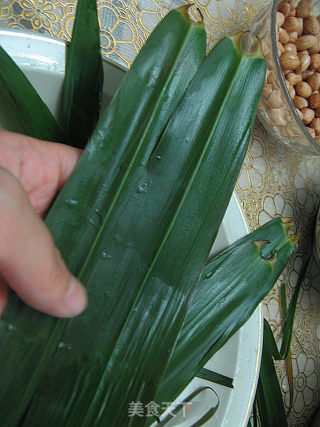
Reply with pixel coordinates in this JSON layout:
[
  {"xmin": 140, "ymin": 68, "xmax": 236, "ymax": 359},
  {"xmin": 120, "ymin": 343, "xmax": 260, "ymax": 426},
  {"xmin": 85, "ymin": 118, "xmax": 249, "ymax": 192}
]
[
  {"xmin": 261, "ymin": 0, "xmax": 320, "ymax": 144},
  {"xmin": 311, "ymin": 117, "xmax": 320, "ymax": 134},
  {"xmin": 266, "ymin": 90, "xmax": 283, "ymax": 108},
  {"xmin": 284, "ymin": 42, "xmax": 298, "ymax": 53},
  {"xmin": 278, "ymin": 41, "xmax": 285, "ymax": 56},
  {"xmin": 285, "ymin": 79, "xmax": 296, "ymax": 98},
  {"xmin": 296, "ymin": 0, "xmax": 313, "ymax": 18},
  {"xmin": 283, "ymin": 16, "xmax": 300, "ymax": 32},
  {"xmin": 308, "ymin": 34, "xmax": 320, "ymax": 53},
  {"xmin": 301, "ymin": 107, "xmax": 315, "ymax": 123},
  {"xmin": 303, "ymin": 16, "xmax": 320, "ymax": 34},
  {"xmin": 310, "ymin": 53, "xmax": 320, "ymax": 69},
  {"xmin": 289, "ymin": 0, "xmax": 300, "ymax": 8},
  {"xmin": 309, "ymin": 92, "xmax": 320, "ymax": 108},
  {"xmin": 297, "ymin": 50, "xmax": 311, "ymax": 71},
  {"xmin": 288, "ymin": 31, "xmax": 299, "ymax": 42},
  {"xmin": 296, "ymin": 108, "xmax": 304, "ymax": 120},
  {"xmin": 295, "ymin": 34, "xmax": 317, "ymax": 49},
  {"xmin": 277, "ymin": 12, "xmax": 286, "ymax": 28},
  {"xmin": 307, "ymin": 126, "xmax": 316, "ymax": 137},
  {"xmin": 280, "ymin": 51, "xmax": 300, "ymax": 70},
  {"xmin": 287, "ymin": 71, "xmax": 303, "ymax": 85},
  {"xmin": 279, "ymin": 27, "xmax": 290, "ymax": 44},
  {"xmin": 307, "ymin": 72, "xmax": 320, "ymax": 90},
  {"xmin": 301, "ymin": 68, "xmax": 315, "ymax": 79},
  {"xmin": 297, "ymin": 17, "xmax": 304, "ymax": 35},
  {"xmin": 296, "ymin": 80, "xmax": 312, "ymax": 97},
  {"xmin": 267, "ymin": 70, "xmax": 279, "ymax": 86},
  {"xmin": 278, "ymin": 1, "xmax": 291, "ymax": 17},
  {"xmin": 262, "ymin": 83, "xmax": 273, "ymax": 98},
  {"xmin": 294, "ymin": 95, "xmax": 309, "ymax": 108},
  {"xmin": 289, "ymin": 6, "xmax": 297, "ymax": 17}
]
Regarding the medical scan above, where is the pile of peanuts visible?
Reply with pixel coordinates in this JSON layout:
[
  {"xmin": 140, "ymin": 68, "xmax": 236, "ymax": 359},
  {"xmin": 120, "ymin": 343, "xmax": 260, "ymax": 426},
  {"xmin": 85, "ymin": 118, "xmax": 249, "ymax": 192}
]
[{"xmin": 276, "ymin": 0, "xmax": 320, "ymax": 142}]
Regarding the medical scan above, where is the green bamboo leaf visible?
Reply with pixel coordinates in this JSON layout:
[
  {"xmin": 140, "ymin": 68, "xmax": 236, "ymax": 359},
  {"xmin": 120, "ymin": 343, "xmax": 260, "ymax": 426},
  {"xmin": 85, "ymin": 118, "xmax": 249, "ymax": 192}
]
[
  {"xmin": 77, "ymin": 36, "xmax": 265, "ymax": 427},
  {"xmin": 279, "ymin": 257, "xmax": 309, "ymax": 415},
  {"xmin": 256, "ymin": 319, "xmax": 287, "ymax": 427},
  {"xmin": 0, "ymin": 8, "xmax": 207, "ymax": 426},
  {"xmin": 156, "ymin": 217, "xmax": 297, "ymax": 405},
  {"xmin": 21, "ymin": 35, "xmax": 265, "ymax": 427},
  {"xmin": 251, "ymin": 257, "xmax": 308, "ymax": 426},
  {"xmin": 0, "ymin": 45, "xmax": 65, "ymax": 142},
  {"xmin": 252, "ymin": 401, "xmax": 258, "ymax": 427},
  {"xmin": 196, "ymin": 368, "xmax": 233, "ymax": 389},
  {"xmin": 280, "ymin": 257, "xmax": 309, "ymax": 360},
  {"xmin": 60, "ymin": 0, "xmax": 103, "ymax": 148},
  {"xmin": 48, "ymin": 6, "xmax": 206, "ymax": 278},
  {"xmin": 263, "ymin": 319, "xmax": 281, "ymax": 360}
]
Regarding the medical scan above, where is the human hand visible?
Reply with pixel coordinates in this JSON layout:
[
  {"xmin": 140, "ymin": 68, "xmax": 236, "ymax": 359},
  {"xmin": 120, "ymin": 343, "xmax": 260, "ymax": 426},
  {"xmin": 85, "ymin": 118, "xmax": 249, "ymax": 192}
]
[{"xmin": 0, "ymin": 130, "xmax": 87, "ymax": 318}]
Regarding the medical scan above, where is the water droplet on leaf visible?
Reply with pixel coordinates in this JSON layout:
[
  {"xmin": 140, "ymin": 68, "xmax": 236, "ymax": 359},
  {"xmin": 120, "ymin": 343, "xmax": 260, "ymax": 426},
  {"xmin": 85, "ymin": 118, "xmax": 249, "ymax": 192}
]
[{"xmin": 65, "ymin": 199, "xmax": 78, "ymax": 207}]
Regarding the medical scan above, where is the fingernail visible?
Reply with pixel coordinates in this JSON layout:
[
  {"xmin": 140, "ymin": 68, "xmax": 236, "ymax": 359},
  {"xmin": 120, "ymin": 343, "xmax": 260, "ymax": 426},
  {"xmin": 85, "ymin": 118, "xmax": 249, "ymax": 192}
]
[{"xmin": 64, "ymin": 277, "xmax": 88, "ymax": 316}]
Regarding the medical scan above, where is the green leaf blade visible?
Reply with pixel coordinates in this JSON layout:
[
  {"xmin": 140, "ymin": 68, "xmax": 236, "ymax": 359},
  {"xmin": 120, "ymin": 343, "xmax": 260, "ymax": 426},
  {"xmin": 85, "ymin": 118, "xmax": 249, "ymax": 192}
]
[
  {"xmin": 280, "ymin": 257, "xmax": 309, "ymax": 360},
  {"xmin": 196, "ymin": 368, "xmax": 234, "ymax": 389},
  {"xmin": 0, "ymin": 9, "xmax": 207, "ymax": 425},
  {"xmin": 256, "ymin": 319, "xmax": 288, "ymax": 427},
  {"xmin": 0, "ymin": 45, "xmax": 65, "ymax": 142},
  {"xmin": 19, "ymin": 36, "xmax": 265, "ymax": 426},
  {"xmin": 156, "ymin": 217, "xmax": 297, "ymax": 406},
  {"xmin": 60, "ymin": 0, "xmax": 103, "ymax": 148},
  {"xmin": 75, "ymin": 37, "xmax": 266, "ymax": 426}
]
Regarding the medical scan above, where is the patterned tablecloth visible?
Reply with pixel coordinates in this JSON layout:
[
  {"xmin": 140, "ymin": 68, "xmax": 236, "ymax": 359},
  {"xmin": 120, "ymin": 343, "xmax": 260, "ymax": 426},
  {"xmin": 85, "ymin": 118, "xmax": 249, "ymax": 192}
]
[{"xmin": 1, "ymin": 0, "xmax": 320, "ymax": 425}]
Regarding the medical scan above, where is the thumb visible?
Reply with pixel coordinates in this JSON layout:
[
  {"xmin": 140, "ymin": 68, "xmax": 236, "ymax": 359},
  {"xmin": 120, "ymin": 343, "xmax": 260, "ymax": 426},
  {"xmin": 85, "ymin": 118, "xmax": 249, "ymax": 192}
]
[{"xmin": 0, "ymin": 168, "xmax": 87, "ymax": 318}]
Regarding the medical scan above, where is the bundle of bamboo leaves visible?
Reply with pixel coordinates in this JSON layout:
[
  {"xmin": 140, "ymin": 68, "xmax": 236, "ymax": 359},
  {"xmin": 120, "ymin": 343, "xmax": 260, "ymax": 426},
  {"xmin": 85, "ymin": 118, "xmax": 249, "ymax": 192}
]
[{"xmin": 0, "ymin": 1, "xmax": 298, "ymax": 425}]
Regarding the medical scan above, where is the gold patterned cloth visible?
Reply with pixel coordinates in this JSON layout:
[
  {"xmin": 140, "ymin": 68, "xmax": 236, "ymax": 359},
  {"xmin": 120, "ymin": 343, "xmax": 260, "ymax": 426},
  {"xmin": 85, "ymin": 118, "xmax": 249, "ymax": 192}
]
[{"xmin": 0, "ymin": 0, "xmax": 320, "ymax": 425}]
